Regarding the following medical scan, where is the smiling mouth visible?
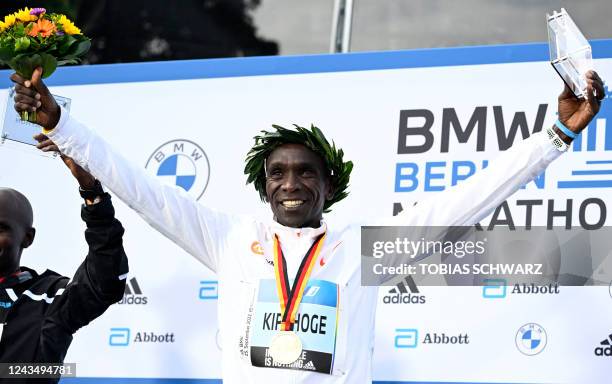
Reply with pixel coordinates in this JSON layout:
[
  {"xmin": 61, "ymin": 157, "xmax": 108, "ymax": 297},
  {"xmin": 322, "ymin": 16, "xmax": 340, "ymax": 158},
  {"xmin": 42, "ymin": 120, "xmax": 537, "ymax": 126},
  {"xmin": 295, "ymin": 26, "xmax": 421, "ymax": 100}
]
[{"xmin": 281, "ymin": 200, "xmax": 305, "ymax": 208}]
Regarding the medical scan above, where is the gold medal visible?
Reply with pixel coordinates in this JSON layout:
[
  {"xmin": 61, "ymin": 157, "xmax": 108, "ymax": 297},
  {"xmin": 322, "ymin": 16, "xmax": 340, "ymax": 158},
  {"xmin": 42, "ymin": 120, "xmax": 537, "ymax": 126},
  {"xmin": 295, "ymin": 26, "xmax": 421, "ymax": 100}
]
[
  {"xmin": 269, "ymin": 331, "xmax": 303, "ymax": 364},
  {"xmin": 269, "ymin": 233, "xmax": 325, "ymax": 365}
]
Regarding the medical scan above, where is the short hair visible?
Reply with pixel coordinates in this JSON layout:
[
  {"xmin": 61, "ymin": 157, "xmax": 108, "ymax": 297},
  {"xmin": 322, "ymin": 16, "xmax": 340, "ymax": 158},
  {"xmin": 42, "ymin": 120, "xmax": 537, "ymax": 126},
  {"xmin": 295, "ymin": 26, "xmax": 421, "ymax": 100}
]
[
  {"xmin": 0, "ymin": 188, "xmax": 33, "ymax": 229},
  {"xmin": 244, "ymin": 124, "xmax": 353, "ymax": 213}
]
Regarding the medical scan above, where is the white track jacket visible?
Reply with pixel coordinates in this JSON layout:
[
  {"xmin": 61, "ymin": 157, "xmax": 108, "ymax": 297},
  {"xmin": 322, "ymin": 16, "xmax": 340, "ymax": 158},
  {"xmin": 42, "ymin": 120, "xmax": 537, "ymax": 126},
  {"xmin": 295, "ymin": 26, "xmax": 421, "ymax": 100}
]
[{"xmin": 46, "ymin": 108, "xmax": 562, "ymax": 383}]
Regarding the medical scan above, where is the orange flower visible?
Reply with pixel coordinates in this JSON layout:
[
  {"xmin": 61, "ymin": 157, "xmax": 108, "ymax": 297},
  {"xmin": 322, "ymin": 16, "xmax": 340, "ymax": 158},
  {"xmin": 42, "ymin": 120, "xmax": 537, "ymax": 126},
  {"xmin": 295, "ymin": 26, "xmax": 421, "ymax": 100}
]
[{"xmin": 28, "ymin": 18, "xmax": 56, "ymax": 38}]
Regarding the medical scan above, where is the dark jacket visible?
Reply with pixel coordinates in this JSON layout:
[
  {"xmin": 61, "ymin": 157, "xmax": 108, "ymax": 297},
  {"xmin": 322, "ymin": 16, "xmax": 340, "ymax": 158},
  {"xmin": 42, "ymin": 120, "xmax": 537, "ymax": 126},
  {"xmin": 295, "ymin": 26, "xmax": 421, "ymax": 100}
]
[{"xmin": 0, "ymin": 194, "xmax": 128, "ymax": 382}]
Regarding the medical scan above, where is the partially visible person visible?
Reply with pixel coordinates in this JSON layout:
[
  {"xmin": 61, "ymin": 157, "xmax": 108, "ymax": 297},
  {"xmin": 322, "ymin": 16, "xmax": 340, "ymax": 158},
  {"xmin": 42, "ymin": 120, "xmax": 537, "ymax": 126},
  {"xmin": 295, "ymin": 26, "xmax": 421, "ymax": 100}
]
[{"xmin": 0, "ymin": 148, "xmax": 128, "ymax": 383}]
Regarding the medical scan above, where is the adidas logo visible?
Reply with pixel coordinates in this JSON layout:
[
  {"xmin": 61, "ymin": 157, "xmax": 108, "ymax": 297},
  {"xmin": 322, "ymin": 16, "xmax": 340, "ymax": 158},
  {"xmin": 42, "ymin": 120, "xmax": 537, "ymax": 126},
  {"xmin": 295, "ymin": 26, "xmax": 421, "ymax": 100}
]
[
  {"xmin": 124, "ymin": 277, "xmax": 143, "ymax": 295},
  {"xmin": 303, "ymin": 361, "xmax": 316, "ymax": 370},
  {"xmin": 595, "ymin": 334, "xmax": 612, "ymax": 357},
  {"xmin": 383, "ymin": 276, "xmax": 426, "ymax": 304},
  {"xmin": 390, "ymin": 275, "xmax": 420, "ymax": 294},
  {"xmin": 119, "ymin": 277, "xmax": 148, "ymax": 305}
]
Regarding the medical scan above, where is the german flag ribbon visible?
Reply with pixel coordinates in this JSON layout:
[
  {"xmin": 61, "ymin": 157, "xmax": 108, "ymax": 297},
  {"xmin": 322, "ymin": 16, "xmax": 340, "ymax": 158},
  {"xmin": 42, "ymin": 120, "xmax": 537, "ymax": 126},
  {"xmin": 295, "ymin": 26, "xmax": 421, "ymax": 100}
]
[{"xmin": 273, "ymin": 233, "xmax": 326, "ymax": 331}]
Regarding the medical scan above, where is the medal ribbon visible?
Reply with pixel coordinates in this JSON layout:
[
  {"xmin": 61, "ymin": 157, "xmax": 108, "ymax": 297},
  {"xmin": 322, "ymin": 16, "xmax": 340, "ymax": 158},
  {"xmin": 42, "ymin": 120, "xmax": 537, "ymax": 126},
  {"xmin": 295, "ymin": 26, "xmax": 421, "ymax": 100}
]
[
  {"xmin": 0, "ymin": 271, "xmax": 32, "ymax": 288},
  {"xmin": 273, "ymin": 233, "xmax": 326, "ymax": 331},
  {"xmin": 1, "ymin": 270, "xmax": 33, "ymax": 324}
]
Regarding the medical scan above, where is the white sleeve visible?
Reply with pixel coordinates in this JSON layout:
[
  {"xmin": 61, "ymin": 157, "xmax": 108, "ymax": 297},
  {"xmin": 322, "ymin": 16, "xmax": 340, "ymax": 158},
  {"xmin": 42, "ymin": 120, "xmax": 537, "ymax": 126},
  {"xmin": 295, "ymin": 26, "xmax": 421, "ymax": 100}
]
[
  {"xmin": 388, "ymin": 129, "xmax": 563, "ymax": 227},
  {"xmin": 45, "ymin": 107, "xmax": 233, "ymax": 272}
]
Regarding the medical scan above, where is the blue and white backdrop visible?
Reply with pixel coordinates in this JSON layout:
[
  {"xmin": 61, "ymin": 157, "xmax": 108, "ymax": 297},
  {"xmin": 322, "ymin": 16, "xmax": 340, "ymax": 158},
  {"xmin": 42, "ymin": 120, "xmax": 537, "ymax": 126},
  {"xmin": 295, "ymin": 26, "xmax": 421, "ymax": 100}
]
[{"xmin": 1, "ymin": 40, "xmax": 611, "ymax": 383}]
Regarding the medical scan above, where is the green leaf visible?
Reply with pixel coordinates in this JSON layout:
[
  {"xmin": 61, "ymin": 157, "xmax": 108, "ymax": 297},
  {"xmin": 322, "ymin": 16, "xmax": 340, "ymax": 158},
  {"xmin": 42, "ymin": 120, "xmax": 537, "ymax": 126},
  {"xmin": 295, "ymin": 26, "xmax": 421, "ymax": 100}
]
[
  {"xmin": 65, "ymin": 38, "xmax": 90, "ymax": 58},
  {"xmin": 28, "ymin": 37, "xmax": 41, "ymax": 50},
  {"xmin": 0, "ymin": 45, "xmax": 15, "ymax": 62},
  {"xmin": 58, "ymin": 34, "xmax": 76, "ymax": 55},
  {"xmin": 10, "ymin": 54, "xmax": 36, "ymax": 78},
  {"xmin": 14, "ymin": 23, "xmax": 25, "ymax": 36},
  {"xmin": 59, "ymin": 54, "xmax": 76, "ymax": 62},
  {"xmin": 57, "ymin": 58, "xmax": 79, "ymax": 66},
  {"xmin": 15, "ymin": 37, "xmax": 30, "ymax": 52},
  {"xmin": 8, "ymin": 53, "xmax": 56, "ymax": 79},
  {"xmin": 41, "ymin": 43, "xmax": 59, "ymax": 55},
  {"xmin": 39, "ymin": 53, "xmax": 57, "ymax": 78}
]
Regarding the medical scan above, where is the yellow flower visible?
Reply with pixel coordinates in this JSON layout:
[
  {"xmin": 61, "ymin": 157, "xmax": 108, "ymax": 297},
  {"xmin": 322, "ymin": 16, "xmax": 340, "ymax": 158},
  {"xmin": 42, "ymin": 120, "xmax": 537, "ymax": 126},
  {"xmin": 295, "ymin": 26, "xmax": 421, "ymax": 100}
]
[
  {"xmin": 3, "ymin": 14, "xmax": 16, "ymax": 29},
  {"xmin": 58, "ymin": 14, "xmax": 81, "ymax": 35},
  {"xmin": 0, "ymin": 21, "xmax": 6, "ymax": 33},
  {"xmin": 14, "ymin": 8, "xmax": 36, "ymax": 22}
]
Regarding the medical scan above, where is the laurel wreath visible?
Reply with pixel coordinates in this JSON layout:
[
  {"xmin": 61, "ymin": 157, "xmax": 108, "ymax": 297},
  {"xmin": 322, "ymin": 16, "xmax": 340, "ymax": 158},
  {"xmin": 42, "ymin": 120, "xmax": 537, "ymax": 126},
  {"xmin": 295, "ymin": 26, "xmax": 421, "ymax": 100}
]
[{"xmin": 244, "ymin": 124, "xmax": 353, "ymax": 213}]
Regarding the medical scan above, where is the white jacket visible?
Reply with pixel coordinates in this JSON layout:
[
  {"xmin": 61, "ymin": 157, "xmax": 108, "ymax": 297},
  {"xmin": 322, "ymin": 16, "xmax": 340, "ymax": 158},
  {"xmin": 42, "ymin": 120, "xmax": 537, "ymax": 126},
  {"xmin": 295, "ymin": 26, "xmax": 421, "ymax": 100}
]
[{"xmin": 46, "ymin": 107, "xmax": 562, "ymax": 383}]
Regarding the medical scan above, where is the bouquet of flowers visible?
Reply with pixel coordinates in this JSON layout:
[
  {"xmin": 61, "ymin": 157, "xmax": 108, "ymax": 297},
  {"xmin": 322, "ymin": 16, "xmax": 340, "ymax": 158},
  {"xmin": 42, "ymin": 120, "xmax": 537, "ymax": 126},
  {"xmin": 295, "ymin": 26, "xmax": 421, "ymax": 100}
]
[{"xmin": 0, "ymin": 7, "xmax": 90, "ymax": 121}]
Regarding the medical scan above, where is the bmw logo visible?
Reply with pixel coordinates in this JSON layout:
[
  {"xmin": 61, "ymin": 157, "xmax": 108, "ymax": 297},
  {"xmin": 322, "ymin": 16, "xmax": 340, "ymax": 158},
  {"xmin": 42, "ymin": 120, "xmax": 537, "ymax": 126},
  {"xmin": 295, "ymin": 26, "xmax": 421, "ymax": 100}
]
[
  {"xmin": 515, "ymin": 323, "xmax": 547, "ymax": 356},
  {"xmin": 145, "ymin": 139, "xmax": 210, "ymax": 200}
]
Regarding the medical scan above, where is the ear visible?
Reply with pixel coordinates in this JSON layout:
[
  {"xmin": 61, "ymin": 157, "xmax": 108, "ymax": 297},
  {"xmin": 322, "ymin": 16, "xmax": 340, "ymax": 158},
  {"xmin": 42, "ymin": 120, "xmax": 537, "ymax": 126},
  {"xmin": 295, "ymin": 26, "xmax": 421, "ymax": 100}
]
[
  {"xmin": 325, "ymin": 177, "xmax": 334, "ymax": 201},
  {"xmin": 263, "ymin": 182, "xmax": 271, "ymax": 203},
  {"xmin": 21, "ymin": 227, "xmax": 36, "ymax": 249}
]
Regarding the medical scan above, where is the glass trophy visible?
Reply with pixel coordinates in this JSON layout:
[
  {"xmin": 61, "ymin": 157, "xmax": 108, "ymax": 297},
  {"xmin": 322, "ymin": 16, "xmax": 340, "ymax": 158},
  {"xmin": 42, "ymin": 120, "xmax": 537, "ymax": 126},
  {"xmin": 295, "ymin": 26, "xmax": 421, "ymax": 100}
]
[
  {"xmin": 0, "ymin": 87, "xmax": 70, "ymax": 156},
  {"xmin": 547, "ymin": 8, "xmax": 593, "ymax": 99}
]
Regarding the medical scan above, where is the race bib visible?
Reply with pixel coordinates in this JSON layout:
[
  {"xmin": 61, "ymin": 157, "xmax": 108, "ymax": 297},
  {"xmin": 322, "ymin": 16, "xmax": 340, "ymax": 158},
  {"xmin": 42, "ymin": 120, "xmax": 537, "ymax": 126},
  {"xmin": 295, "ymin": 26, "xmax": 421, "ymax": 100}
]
[{"xmin": 250, "ymin": 279, "xmax": 339, "ymax": 374}]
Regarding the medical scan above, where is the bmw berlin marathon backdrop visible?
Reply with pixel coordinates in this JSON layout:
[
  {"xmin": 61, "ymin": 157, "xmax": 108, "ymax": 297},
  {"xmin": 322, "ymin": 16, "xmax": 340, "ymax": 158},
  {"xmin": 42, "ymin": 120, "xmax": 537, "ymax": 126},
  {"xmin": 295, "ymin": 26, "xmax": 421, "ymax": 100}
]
[
  {"xmin": 145, "ymin": 139, "xmax": 210, "ymax": 201},
  {"xmin": 1, "ymin": 39, "xmax": 612, "ymax": 383}
]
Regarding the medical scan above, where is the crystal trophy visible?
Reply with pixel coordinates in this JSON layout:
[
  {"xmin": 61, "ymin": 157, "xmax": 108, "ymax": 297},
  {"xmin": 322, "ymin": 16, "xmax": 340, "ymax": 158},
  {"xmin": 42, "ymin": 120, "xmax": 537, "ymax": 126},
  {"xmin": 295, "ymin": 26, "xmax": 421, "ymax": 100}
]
[
  {"xmin": 1, "ymin": 87, "xmax": 70, "ymax": 155},
  {"xmin": 547, "ymin": 8, "xmax": 593, "ymax": 99}
]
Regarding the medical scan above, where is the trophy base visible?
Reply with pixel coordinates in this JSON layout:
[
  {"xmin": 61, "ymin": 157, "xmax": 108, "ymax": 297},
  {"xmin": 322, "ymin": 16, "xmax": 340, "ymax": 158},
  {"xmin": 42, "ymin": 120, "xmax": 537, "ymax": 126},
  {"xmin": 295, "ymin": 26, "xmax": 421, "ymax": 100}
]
[
  {"xmin": 0, "ymin": 134, "xmax": 59, "ymax": 158},
  {"xmin": 1, "ymin": 87, "xmax": 71, "ymax": 158}
]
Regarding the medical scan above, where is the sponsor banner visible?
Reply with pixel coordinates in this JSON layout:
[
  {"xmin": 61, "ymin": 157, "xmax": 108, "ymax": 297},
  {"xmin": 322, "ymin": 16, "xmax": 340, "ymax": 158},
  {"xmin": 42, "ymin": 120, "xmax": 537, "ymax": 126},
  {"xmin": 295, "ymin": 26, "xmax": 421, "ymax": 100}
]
[{"xmin": 1, "ymin": 42, "xmax": 612, "ymax": 382}]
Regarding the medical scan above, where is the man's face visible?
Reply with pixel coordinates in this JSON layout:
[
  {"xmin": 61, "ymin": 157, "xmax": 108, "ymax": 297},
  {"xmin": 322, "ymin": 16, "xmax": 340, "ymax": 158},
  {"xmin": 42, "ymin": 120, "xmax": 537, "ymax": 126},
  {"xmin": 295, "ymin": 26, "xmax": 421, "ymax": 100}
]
[
  {"xmin": 0, "ymin": 190, "xmax": 35, "ymax": 277},
  {"xmin": 265, "ymin": 143, "xmax": 332, "ymax": 228}
]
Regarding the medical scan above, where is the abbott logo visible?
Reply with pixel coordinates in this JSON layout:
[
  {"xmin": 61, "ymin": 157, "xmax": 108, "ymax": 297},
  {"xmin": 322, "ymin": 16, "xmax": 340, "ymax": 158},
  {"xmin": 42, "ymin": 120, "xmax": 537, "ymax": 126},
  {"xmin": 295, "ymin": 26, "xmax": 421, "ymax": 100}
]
[
  {"xmin": 483, "ymin": 280, "xmax": 560, "ymax": 299},
  {"xmin": 394, "ymin": 329, "xmax": 418, "ymax": 348},
  {"xmin": 483, "ymin": 279, "xmax": 507, "ymax": 298},
  {"xmin": 199, "ymin": 280, "xmax": 218, "ymax": 300},
  {"xmin": 109, "ymin": 328, "xmax": 130, "ymax": 346}
]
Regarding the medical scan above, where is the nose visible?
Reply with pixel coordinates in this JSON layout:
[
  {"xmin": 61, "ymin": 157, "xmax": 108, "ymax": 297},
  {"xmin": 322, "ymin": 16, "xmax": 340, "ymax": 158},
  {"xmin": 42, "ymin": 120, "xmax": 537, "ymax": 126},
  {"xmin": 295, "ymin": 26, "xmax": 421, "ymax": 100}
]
[{"xmin": 281, "ymin": 171, "xmax": 300, "ymax": 192}]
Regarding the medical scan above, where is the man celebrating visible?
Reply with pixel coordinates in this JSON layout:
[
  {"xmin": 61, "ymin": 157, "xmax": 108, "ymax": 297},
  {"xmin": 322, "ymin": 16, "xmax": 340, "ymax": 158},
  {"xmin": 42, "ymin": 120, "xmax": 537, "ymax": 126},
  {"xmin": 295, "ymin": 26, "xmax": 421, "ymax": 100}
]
[
  {"xmin": 10, "ymin": 67, "xmax": 605, "ymax": 382},
  {"xmin": 0, "ymin": 152, "xmax": 128, "ymax": 383}
]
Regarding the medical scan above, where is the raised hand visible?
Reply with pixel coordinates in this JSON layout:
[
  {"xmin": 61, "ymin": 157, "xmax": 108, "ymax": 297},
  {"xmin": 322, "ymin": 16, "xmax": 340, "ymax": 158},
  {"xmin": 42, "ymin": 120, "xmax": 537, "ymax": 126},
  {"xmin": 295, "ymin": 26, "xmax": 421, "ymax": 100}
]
[
  {"xmin": 558, "ymin": 70, "xmax": 605, "ymax": 135},
  {"xmin": 11, "ymin": 67, "xmax": 60, "ymax": 129}
]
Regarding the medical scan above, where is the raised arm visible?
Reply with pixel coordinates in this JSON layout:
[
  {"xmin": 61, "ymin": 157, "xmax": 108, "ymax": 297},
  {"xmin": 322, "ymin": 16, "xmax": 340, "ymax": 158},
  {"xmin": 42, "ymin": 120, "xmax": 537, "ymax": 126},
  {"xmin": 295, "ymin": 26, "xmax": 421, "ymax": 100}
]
[
  {"xmin": 43, "ymin": 192, "xmax": 128, "ymax": 331},
  {"xmin": 390, "ymin": 71, "xmax": 606, "ymax": 227},
  {"xmin": 33, "ymin": 156, "xmax": 127, "ymax": 361},
  {"xmin": 11, "ymin": 67, "xmax": 234, "ymax": 272}
]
